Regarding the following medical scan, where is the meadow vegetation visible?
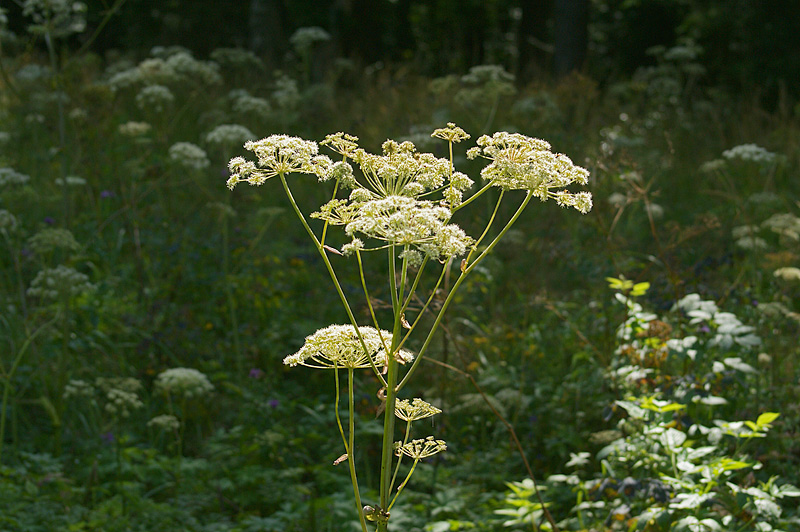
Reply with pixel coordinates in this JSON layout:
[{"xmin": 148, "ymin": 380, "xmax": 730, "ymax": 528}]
[{"xmin": 1, "ymin": 3, "xmax": 799, "ymax": 531}]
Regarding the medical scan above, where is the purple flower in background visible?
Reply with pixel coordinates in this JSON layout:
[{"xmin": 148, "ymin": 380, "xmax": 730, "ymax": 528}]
[
  {"xmin": 101, "ymin": 431, "xmax": 115, "ymax": 444},
  {"xmin": 268, "ymin": 399, "xmax": 280, "ymax": 409},
  {"xmin": 249, "ymin": 368, "xmax": 264, "ymax": 379},
  {"xmin": 100, "ymin": 190, "xmax": 115, "ymax": 199},
  {"xmin": 699, "ymin": 325, "xmax": 711, "ymax": 334},
  {"xmin": 44, "ymin": 217, "xmax": 55, "ymax": 225}
]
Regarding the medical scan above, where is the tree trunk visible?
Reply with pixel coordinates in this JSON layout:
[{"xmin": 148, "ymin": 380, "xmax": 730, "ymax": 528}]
[
  {"xmin": 553, "ymin": 0, "xmax": 588, "ymax": 77},
  {"xmin": 517, "ymin": 0, "xmax": 554, "ymax": 84},
  {"xmin": 249, "ymin": 0, "xmax": 288, "ymax": 67}
]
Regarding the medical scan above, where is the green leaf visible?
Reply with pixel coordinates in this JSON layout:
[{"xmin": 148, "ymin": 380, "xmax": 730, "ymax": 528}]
[
  {"xmin": 756, "ymin": 412, "xmax": 780, "ymax": 427},
  {"xmin": 631, "ymin": 282, "xmax": 650, "ymax": 296}
]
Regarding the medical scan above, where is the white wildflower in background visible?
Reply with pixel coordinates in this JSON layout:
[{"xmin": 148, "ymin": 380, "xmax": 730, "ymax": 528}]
[
  {"xmin": 722, "ymin": 143, "xmax": 777, "ymax": 165},
  {"xmin": 22, "ymin": 0, "xmax": 87, "ymax": 37},
  {"xmin": 148, "ymin": 414, "xmax": 180, "ymax": 431},
  {"xmin": 227, "ymin": 135, "xmax": 330, "ymax": 189},
  {"xmin": 393, "ymin": 436, "xmax": 447, "ymax": 459},
  {"xmin": 154, "ymin": 368, "xmax": 214, "ymax": 399},
  {"xmin": 55, "ymin": 175, "xmax": 86, "ymax": 186},
  {"xmin": 0, "ymin": 131, "xmax": 10, "ymax": 144},
  {"xmin": 774, "ymin": 267, "xmax": 800, "ymax": 281},
  {"xmin": 290, "ymin": 26, "xmax": 331, "ymax": 55},
  {"xmin": 104, "ymin": 388, "xmax": 143, "ymax": 418},
  {"xmin": 27, "ymin": 265, "xmax": 95, "ymax": 300},
  {"xmin": 164, "ymin": 51, "xmax": 221, "ymax": 85},
  {"xmin": 271, "ymin": 74, "xmax": 301, "ymax": 109},
  {"xmin": 96, "ymin": 377, "xmax": 143, "ymax": 394},
  {"xmin": 762, "ymin": 213, "xmax": 800, "ymax": 240},
  {"xmin": 0, "ymin": 210, "xmax": 18, "ymax": 233},
  {"xmin": 205, "ymin": 124, "xmax": 255, "ymax": 147},
  {"xmin": 735, "ymin": 236, "xmax": 768, "ymax": 250},
  {"xmin": 63, "ymin": 379, "xmax": 95, "ymax": 399},
  {"xmin": 0, "ymin": 167, "xmax": 30, "ymax": 187},
  {"xmin": 136, "ymin": 84, "xmax": 174, "ymax": 113},
  {"xmin": 466, "ymin": 132, "xmax": 592, "ymax": 213},
  {"xmin": 645, "ymin": 202, "xmax": 664, "ymax": 219},
  {"xmin": 27, "ymin": 228, "xmax": 81, "ymax": 254},
  {"xmin": 169, "ymin": 142, "xmax": 210, "ymax": 170},
  {"xmin": 231, "ymin": 93, "xmax": 271, "ymax": 119},
  {"xmin": 699, "ymin": 159, "xmax": 725, "ymax": 173},
  {"xmin": 210, "ymin": 48, "xmax": 265, "ymax": 71},
  {"xmin": 283, "ymin": 325, "xmax": 413, "ymax": 369},
  {"xmin": 118, "ymin": 121, "xmax": 152, "ymax": 136},
  {"xmin": 608, "ymin": 192, "xmax": 628, "ymax": 208}
]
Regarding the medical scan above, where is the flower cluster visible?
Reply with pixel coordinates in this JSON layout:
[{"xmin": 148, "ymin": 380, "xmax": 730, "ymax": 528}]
[
  {"xmin": 136, "ymin": 84, "xmax": 175, "ymax": 113},
  {"xmin": 0, "ymin": 167, "xmax": 30, "ymax": 187},
  {"xmin": 63, "ymin": 379, "xmax": 95, "ymax": 400},
  {"xmin": 169, "ymin": 142, "xmax": 210, "ymax": 170},
  {"xmin": 55, "ymin": 175, "xmax": 86, "ymax": 186},
  {"xmin": 154, "ymin": 368, "xmax": 214, "ymax": 399},
  {"xmin": 0, "ymin": 210, "xmax": 18, "ymax": 233},
  {"xmin": 774, "ymin": 267, "xmax": 800, "ymax": 282},
  {"xmin": 205, "ymin": 124, "xmax": 255, "ymax": 148},
  {"xmin": 722, "ymin": 144, "xmax": 777, "ymax": 165},
  {"xmin": 148, "ymin": 414, "xmax": 180, "ymax": 431},
  {"xmin": 283, "ymin": 324, "xmax": 413, "ymax": 369},
  {"xmin": 467, "ymin": 132, "xmax": 592, "ymax": 213},
  {"xmin": 22, "ymin": 0, "xmax": 87, "ymax": 37},
  {"xmin": 395, "ymin": 398, "xmax": 442, "ymax": 422},
  {"xmin": 104, "ymin": 388, "xmax": 143, "ymax": 418},
  {"xmin": 394, "ymin": 436, "xmax": 447, "ymax": 459},
  {"xmin": 118, "ymin": 121, "xmax": 151, "ymax": 137},
  {"xmin": 290, "ymin": 26, "xmax": 331, "ymax": 55},
  {"xmin": 27, "ymin": 265, "xmax": 95, "ymax": 300},
  {"xmin": 227, "ymin": 135, "xmax": 331, "ymax": 189}
]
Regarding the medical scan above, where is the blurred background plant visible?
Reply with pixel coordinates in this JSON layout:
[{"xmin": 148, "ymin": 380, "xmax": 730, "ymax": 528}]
[{"xmin": 0, "ymin": 0, "xmax": 798, "ymax": 530}]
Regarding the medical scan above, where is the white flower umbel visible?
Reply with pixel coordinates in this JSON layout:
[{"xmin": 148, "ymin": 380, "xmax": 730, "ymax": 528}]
[
  {"xmin": 227, "ymin": 135, "xmax": 331, "ymax": 189},
  {"xmin": 27, "ymin": 265, "xmax": 95, "ymax": 300},
  {"xmin": 467, "ymin": 132, "xmax": 592, "ymax": 213},
  {"xmin": 154, "ymin": 368, "xmax": 214, "ymax": 399},
  {"xmin": 169, "ymin": 142, "xmax": 210, "ymax": 170},
  {"xmin": 393, "ymin": 436, "xmax": 447, "ymax": 460},
  {"xmin": 395, "ymin": 398, "xmax": 441, "ymax": 422},
  {"xmin": 284, "ymin": 325, "xmax": 413, "ymax": 370},
  {"xmin": 148, "ymin": 414, "xmax": 180, "ymax": 431}
]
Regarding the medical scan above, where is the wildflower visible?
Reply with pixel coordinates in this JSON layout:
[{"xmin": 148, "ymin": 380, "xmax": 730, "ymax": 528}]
[
  {"xmin": 341, "ymin": 238, "xmax": 364, "ymax": 256},
  {"xmin": 22, "ymin": 0, "xmax": 87, "ymax": 37},
  {"xmin": 774, "ymin": 267, "xmax": 800, "ymax": 281},
  {"xmin": 290, "ymin": 26, "xmax": 331, "ymax": 55},
  {"xmin": 431, "ymin": 123, "xmax": 470, "ymax": 143},
  {"xmin": 169, "ymin": 142, "xmax": 210, "ymax": 170},
  {"xmin": 148, "ymin": 414, "xmax": 180, "ymax": 431},
  {"xmin": 55, "ymin": 175, "xmax": 86, "ymax": 186},
  {"xmin": 735, "ymin": 236, "xmax": 767, "ymax": 250},
  {"xmin": 0, "ymin": 210, "xmax": 18, "ymax": 233},
  {"xmin": 104, "ymin": 388, "xmax": 143, "ymax": 418},
  {"xmin": 393, "ymin": 436, "xmax": 447, "ymax": 459},
  {"xmin": 467, "ymin": 132, "xmax": 592, "ymax": 213},
  {"xmin": 272, "ymin": 74, "xmax": 300, "ymax": 108},
  {"xmin": 0, "ymin": 167, "xmax": 30, "ymax": 187},
  {"xmin": 136, "ymin": 84, "xmax": 174, "ymax": 112},
  {"xmin": 205, "ymin": 124, "xmax": 255, "ymax": 147},
  {"xmin": 210, "ymin": 48, "xmax": 265, "ymax": 71},
  {"xmin": 321, "ymin": 132, "xmax": 360, "ymax": 158},
  {"xmin": 700, "ymin": 159, "xmax": 725, "ymax": 173},
  {"xmin": 27, "ymin": 228, "xmax": 81, "ymax": 254},
  {"xmin": 248, "ymin": 368, "xmax": 264, "ymax": 379},
  {"xmin": 762, "ymin": 213, "xmax": 800, "ymax": 240},
  {"xmin": 63, "ymin": 379, "xmax": 95, "ymax": 399},
  {"xmin": 722, "ymin": 143, "xmax": 777, "ymax": 165},
  {"xmin": 227, "ymin": 135, "xmax": 330, "ymax": 189},
  {"xmin": 154, "ymin": 368, "xmax": 214, "ymax": 399},
  {"xmin": 231, "ymin": 93, "xmax": 271, "ymax": 118},
  {"xmin": 118, "ymin": 121, "xmax": 151, "ymax": 136},
  {"xmin": 283, "ymin": 324, "xmax": 413, "ymax": 369},
  {"xmin": 96, "ymin": 377, "xmax": 142, "ymax": 394},
  {"xmin": 395, "ymin": 398, "xmax": 442, "ymax": 422}
]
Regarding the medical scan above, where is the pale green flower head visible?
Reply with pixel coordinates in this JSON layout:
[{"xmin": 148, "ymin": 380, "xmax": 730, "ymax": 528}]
[
  {"xmin": 431, "ymin": 122, "xmax": 470, "ymax": 143},
  {"xmin": 393, "ymin": 436, "xmax": 447, "ymax": 459},
  {"xmin": 0, "ymin": 210, "xmax": 18, "ymax": 233},
  {"xmin": 169, "ymin": 142, "xmax": 210, "ymax": 170},
  {"xmin": 283, "ymin": 324, "xmax": 413, "ymax": 369},
  {"xmin": 136, "ymin": 84, "xmax": 174, "ymax": 112},
  {"xmin": 774, "ymin": 267, "xmax": 800, "ymax": 282},
  {"xmin": 467, "ymin": 132, "xmax": 592, "ymax": 213},
  {"xmin": 63, "ymin": 379, "xmax": 95, "ymax": 400},
  {"xmin": 27, "ymin": 265, "xmax": 95, "ymax": 300},
  {"xmin": 205, "ymin": 124, "xmax": 255, "ymax": 147},
  {"xmin": 722, "ymin": 143, "xmax": 777, "ymax": 165},
  {"xmin": 104, "ymin": 388, "xmax": 143, "ymax": 418},
  {"xmin": 118, "ymin": 121, "xmax": 151, "ymax": 136},
  {"xmin": 290, "ymin": 26, "xmax": 331, "ymax": 55},
  {"xmin": 395, "ymin": 398, "xmax": 442, "ymax": 422},
  {"xmin": 154, "ymin": 368, "xmax": 214, "ymax": 399},
  {"xmin": 227, "ymin": 135, "xmax": 331, "ymax": 189},
  {"xmin": 0, "ymin": 167, "xmax": 31, "ymax": 187},
  {"xmin": 148, "ymin": 414, "xmax": 180, "ymax": 431}
]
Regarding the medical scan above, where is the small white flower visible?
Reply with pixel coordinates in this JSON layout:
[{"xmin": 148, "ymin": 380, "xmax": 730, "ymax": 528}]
[
  {"xmin": 154, "ymin": 368, "xmax": 214, "ymax": 399},
  {"xmin": 169, "ymin": 142, "xmax": 210, "ymax": 170}
]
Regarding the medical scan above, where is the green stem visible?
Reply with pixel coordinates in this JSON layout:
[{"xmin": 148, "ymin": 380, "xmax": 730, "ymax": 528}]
[
  {"xmin": 397, "ymin": 191, "xmax": 534, "ymax": 391},
  {"xmin": 279, "ymin": 174, "xmax": 382, "ymax": 382},
  {"xmin": 355, "ymin": 250, "xmax": 389, "ymax": 386},
  {"xmin": 0, "ymin": 312, "xmax": 61, "ymax": 464},
  {"xmin": 348, "ymin": 368, "xmax": 369, "ymax": 532},
  {"xmin": 389, "ymin": 420, "xmax": 412, "ymax": 495},
  {"xmin": 388, "ymin": 458, "xmax": 419, "ymax": 511}
]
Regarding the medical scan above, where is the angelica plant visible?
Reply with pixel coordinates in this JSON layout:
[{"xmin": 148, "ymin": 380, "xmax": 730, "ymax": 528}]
[{"xmin": 226, "ymin": 123, "xmax": 592, "ymax": 531}]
